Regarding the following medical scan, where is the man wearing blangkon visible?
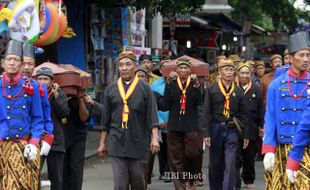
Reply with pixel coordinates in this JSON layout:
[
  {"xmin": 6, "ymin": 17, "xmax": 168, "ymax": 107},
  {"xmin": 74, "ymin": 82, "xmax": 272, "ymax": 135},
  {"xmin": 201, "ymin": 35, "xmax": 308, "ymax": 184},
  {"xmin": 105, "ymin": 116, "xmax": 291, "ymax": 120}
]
[
  {"xmin": 200, "ymin": 59, "xmax": 249, "ymax": 190},
  {"xmin": 97, "ymin": 51, "xmax": 160, "ymax": 190}
]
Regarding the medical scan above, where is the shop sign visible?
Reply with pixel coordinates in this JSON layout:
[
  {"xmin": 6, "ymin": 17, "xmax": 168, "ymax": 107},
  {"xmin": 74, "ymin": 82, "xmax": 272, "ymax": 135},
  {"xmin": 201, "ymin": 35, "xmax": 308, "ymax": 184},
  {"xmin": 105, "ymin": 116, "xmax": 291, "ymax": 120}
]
[
  {"xmin": 123, "ymin": 46, "xmax": 151, "ymax": 61},
  {"xmin": 163, "ymin": 13, "xmax": 191, "ymax": 27}
]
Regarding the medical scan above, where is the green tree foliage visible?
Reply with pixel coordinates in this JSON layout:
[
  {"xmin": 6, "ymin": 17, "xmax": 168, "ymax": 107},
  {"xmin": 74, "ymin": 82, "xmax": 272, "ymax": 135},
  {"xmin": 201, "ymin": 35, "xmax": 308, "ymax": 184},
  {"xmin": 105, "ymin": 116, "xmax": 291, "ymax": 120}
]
[
  {"xmin": 229, "ymin": 0, "xmax": 274, "ymax": 31},
  {"xmin": 102, "ymin": 0, "xmax": 205, "ymax": 16},
  {"xmin": 229, "ymin": 0, "xmax": 309, "ymax": 32},
  {"xmin": 262, "ymin": 0, "xmax": 299, "ymax": 31},
  {"xmin": 141, "ymin": 0, "xmax": 205, "ymax": 16}
]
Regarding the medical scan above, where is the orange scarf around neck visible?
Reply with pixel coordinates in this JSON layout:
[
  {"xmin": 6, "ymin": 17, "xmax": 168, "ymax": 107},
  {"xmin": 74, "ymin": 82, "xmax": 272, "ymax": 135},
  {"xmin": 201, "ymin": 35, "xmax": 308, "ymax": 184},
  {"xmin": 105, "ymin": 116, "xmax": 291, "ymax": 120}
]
[
  {"xmin": 218, "ymin": 80, "xmax": 235, "ymax": 118},
  {"xmin": 177, "ymin": 76, "xmax": 191, "ymax": 115},
  {"xmin": 117, "ymin": 76, "xmax": 139, "ymax": 129}
]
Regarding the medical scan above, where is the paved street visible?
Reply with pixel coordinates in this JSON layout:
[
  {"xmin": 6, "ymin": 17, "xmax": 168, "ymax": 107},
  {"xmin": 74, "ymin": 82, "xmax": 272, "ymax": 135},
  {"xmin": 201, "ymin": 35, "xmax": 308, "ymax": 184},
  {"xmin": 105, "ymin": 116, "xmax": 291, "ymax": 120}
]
[
  {"xmin": 82, "ymin": 131, "xmax": 266, "ymax": 190},
  {"xmin": 82, "ymin": 154, "xmax": 266, "ymax": 190}
]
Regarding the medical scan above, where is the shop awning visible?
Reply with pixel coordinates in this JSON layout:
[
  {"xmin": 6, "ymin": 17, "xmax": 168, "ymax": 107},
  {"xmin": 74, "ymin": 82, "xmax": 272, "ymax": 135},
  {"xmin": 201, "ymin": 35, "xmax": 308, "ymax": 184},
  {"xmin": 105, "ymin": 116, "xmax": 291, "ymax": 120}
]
[
  {"xmin": 190, "ymin": 16, "xmax": 222, "ymax": 30},
  {"xmin": 252, "ymin": 24, "xmax": 271, "ymax": 35},
  {"xmin": 194, "ymin": 13, "xmax": 269, "ymax": 35},
  {"xmin": 200, "ymin": 13, "xmax": 243, "ymax": 35}
]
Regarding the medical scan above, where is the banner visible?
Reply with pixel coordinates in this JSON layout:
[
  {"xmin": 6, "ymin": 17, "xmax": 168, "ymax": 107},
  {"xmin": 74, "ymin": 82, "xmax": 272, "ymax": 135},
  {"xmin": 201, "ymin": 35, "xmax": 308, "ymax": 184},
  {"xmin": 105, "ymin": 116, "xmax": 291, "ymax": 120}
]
[
  {"xmin": 120, "ymin": 7, "xmax": 146, "ymax": 47},
  {"xmin": 128, "ymin": 8, "xmax": 146, "ymax": 47},
  {"xmin": 123, "ymin": 46, "xmax": 151, "ymax": 61}
]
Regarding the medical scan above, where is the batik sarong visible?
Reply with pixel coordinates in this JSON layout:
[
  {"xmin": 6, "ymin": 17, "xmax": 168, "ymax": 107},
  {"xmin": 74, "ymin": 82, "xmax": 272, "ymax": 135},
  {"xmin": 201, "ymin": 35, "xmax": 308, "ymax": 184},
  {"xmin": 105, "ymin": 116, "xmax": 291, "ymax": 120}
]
[
  {"xmin": 264, "ymin": 144, "xmax": 310, "ymax": 190},
  {"xmin": 0, "ymin": 141, "xmax": 40, "ymax": 190}
]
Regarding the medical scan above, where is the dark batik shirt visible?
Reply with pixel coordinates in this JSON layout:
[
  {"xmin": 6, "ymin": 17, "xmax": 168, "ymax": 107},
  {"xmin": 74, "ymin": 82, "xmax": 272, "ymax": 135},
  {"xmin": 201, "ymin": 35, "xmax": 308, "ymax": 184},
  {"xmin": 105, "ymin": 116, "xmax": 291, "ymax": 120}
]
[
  {"xmin": 101, "ymin": 80, "xmax": 159, "ymax": 160},
  {"xmin": 200, "ymin": 82, "xmax": 248, "ymax": 138},
  {"xmin": 240, "ymin": 83, "xmax": 264, "ymax": 140},
  {"xmin": 63, "ymin": 97, "xmax": 91, "ymax": 148},
  {"xmin": 49, "ymin": 88, "xmax": 70, "ymax": 152},
  {"xmin": 158, "ymin": 79, "xmax": 203, "ymax": 133}
]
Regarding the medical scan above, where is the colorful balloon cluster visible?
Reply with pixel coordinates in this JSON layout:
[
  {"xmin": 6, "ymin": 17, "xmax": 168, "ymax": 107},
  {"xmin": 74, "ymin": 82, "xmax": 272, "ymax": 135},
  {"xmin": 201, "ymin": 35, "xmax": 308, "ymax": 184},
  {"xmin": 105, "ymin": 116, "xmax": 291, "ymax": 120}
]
[{"xmin": 0, "ymin": 0, "xmax": 68, "ymax": 46}]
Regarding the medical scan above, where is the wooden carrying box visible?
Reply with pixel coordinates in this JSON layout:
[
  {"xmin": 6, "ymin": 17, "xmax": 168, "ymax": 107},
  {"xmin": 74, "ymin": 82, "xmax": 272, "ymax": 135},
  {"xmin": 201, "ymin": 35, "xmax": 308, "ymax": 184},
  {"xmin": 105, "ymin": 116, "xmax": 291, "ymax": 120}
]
[
  {"xmin": 162, "ymin": 55, "xmax": 209, "ymax": 78},
  {"xmin": 59, "ymin": 64, "xmax": 92, "ymax": 89},
  {"xmin": 33, "ymin": 62, "xmax": 92, "ymax": 96}
]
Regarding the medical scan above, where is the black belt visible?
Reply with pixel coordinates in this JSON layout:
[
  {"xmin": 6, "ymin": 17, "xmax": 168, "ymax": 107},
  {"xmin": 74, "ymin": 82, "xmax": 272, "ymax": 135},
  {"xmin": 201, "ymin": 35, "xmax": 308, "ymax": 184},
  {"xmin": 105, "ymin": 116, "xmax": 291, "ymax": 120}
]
[{"xmin": 214, "ymin": 120, "xmax": 236, "ymax": 128}]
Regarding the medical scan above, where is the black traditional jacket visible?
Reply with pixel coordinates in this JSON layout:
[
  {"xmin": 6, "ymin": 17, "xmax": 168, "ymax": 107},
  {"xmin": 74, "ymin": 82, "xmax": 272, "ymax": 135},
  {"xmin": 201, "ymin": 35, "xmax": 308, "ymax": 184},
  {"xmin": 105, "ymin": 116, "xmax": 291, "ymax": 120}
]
[{"xmin": 101, "ymin": 80, "xmax": 159, "ymax": 160}]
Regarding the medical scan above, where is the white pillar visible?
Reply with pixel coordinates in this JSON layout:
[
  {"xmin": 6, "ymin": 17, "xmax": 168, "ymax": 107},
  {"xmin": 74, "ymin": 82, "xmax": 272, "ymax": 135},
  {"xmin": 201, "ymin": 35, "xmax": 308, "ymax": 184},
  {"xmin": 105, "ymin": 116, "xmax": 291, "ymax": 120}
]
[{"xmin": 151, "ymin": 13, "xmax": 163, "ymax": 49}]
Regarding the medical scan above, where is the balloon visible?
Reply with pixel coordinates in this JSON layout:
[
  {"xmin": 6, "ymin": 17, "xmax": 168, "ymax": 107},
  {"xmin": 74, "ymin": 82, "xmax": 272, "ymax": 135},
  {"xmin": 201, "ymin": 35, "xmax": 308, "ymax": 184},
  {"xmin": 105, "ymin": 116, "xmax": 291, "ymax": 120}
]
[
  {"xmin": 47, "ymin": 10, "xmax": 67, "ymax": 45},
  {"xmin": 0, "ymin": 8, "xmax": 14, "ymax": 22},
  {"xmin": 34, "ymin": 1, "xmax": 68, "ymax": 46},
  {"xmin": 44, "ymin": 19, "xmax": 59, "ymax": 45},
  {"xmin": 40, "ymin": 4, "xmax": 51, "ymax": 34},
  {"xmin": 34, "ymin": 3, "xmax": 59, "ymax": 46},
  {"xmin": 0, "ymin": 0, "xmax": 40, "ymax": 43},
  {"xmin": 0, "ymin": 22, "xmax": 10, "ymax": 34},
  {"xmin": 35, "ymin": 46, "xmax": 44, "ymax": 54}
]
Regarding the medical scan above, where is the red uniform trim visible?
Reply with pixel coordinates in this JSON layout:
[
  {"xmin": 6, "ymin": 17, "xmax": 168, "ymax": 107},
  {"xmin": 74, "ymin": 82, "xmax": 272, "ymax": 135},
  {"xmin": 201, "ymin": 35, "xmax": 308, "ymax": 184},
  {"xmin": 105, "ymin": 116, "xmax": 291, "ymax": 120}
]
[
  {"xmin": 29, "ymin": 138, "xmax": 40, "ymax": 146},
  {"xmin": 262, "ymin": 144, "xmax": 276, "ymax": 154},
  {"xmin": 286, "ymin": 157, "xmax": 300, "ymax": 171},
  {"xmin": 43, "ymin": 134, "xmax": 54, "ymax": 145}
]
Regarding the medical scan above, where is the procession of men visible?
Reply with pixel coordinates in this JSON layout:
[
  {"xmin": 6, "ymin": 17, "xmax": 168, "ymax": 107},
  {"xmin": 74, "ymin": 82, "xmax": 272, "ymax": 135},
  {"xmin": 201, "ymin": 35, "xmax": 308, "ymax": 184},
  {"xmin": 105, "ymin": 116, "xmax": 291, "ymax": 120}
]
[
  {"xmin": 96, "ymin": 31, "xmax": 310, "ymax": 190},
  {"xmin": 0, "ymin": 29, "xmax": 309, "ymax": 190}
]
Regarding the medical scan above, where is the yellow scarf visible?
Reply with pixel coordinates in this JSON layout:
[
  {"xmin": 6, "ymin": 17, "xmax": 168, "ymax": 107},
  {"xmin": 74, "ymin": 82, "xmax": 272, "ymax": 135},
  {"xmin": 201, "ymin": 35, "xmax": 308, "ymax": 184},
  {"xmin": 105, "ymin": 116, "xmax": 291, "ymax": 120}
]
[
  {"xmin": 177, "ymin": 76, "xmax": 191, "ymax": 115},
  {"xmin": 218, "ymin": 80, "xmax": 235, "ymax": 118},
  {"xmin": 117, "ymin": 76, "xmax": 139, "ymax": 129},
  {"xmin": 238, "ymin": 80, "xmax": 252, "ymax": 94}
]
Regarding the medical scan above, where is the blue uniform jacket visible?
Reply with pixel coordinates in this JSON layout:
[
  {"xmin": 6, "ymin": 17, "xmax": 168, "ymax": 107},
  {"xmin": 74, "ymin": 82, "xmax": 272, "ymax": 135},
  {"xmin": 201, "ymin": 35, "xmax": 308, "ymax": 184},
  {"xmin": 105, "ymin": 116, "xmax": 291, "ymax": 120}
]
[
  {"xmin": 0, "ymin": 100, "xmax": 8, "ymax": 131},
  {"xmin": 151, "ymin": 77, "xmax": 169, "ymax": 133},
  {"xmin": 274, "ymin": 64, "xmax": 290, "ymax": 79},
  {"xmin": 39, "ymin": 83, "xmax": 53, "ymax": 136},
  {"xmin": 286, "ymin": 98, "xmax": 310, "ymax": 170},
  {"xmin": 0, "ymin": 75, "xmax": 44, "ymax": 145},
  {"xmin": 262, "ymin": 70, "xmax": 310, "ymax": 153}
]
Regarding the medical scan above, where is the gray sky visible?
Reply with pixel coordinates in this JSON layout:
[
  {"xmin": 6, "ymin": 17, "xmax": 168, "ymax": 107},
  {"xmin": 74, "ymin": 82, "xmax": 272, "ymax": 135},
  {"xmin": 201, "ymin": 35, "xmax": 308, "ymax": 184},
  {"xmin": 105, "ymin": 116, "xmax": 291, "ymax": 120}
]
[{"xmin": 294, "ymin": 0, "xmax": 310, "ymax": 11}]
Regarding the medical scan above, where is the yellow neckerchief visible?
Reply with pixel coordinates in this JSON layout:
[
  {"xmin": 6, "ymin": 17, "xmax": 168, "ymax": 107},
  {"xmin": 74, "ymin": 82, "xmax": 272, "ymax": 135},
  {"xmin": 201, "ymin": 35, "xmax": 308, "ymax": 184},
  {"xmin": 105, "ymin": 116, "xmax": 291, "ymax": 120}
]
[
  {"xmin": 177, "ymin": 76, "xmax": 191, "ymax": 115},
  {"xmin": 148, "ymin": 73, "xmax": 159, "ymax": 84},
  {"xmin": 117, "ymin": 76, "xmax": 139, "ymax": 129},
  {"xmin": 218, "ymin": 79, "xmax": 235, "ymax": 118},
  {"xmin": 238, "ymin": 80, "xmax": 252, "ymax": 94}
]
